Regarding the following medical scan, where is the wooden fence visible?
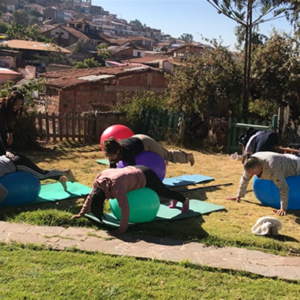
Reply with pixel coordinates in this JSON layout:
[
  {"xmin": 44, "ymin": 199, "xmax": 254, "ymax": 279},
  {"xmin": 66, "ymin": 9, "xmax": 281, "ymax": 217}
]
[
  {"xmin": 34, "ymin": 109, "xmax": 183, "ymax": 143},
  {"xmin": 135, "ymin": 108, "xmax": 184, "ymax": 141},
  {"xmin": 35, "ymin": 112, "xmax": 99, "ymax": 143}
]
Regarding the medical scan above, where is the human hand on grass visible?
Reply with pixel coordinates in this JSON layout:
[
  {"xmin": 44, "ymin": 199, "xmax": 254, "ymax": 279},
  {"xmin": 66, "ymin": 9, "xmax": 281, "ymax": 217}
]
[
  {"xmin": 273, "ymin": 209, "xmax": 286, "ymax": 216},
  {"xmin": 225, "ymin": 196, "xmax": 241, "ymax": 202}
]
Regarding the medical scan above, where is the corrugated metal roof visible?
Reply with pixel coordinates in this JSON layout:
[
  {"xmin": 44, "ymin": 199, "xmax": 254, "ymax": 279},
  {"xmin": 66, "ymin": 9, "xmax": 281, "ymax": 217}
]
[
  {"xmin": 77, "ymin": 74, "xmax": 115, "ymax": 81},
  {"xmin": 2, "ymin": 40, "xmax": 70, "ymax": 53}
]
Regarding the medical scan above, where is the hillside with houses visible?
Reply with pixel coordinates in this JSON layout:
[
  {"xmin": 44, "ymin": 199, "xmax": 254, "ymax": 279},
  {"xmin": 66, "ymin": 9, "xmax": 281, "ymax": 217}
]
[{"xmin": 0, "ymin": 0, "xmax": 216, "ymax": 118}]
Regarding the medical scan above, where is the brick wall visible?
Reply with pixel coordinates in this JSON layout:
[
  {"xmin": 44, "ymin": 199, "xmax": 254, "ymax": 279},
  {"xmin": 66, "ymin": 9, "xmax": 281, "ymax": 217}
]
[{"xmin": 45, "ymin": 70, "xmax": 167, "ymax": 114}]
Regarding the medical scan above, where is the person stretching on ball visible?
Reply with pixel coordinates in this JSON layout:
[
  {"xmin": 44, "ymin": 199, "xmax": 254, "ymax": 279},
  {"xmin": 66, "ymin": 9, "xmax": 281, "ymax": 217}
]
[
  {"xmin": 102, "ymin": 134, "xmax": 195, "ymax": 168},
  {"xmin": 70, "ymin": 165, "xmax": 189, "ymax": 236},
  {"xmin": 225, "ymin": 151, "xmax": 300, "ymax": 216},
  {"xmin": 0, "ymin": 151, "xmax": 75, "ymax": 203}
]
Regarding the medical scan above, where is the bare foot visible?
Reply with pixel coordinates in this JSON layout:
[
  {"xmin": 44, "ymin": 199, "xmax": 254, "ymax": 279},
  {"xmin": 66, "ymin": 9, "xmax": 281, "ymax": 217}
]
[
  {"xmin": 188, "ymin": 153, "xmax": 195, "ymax": 166},
  {"xmin": 165, "ymin": 160, "xmax": 169, "ymax": 166},
  {"xmin": 63, "ymin": 169, "xmax": 75, "ymax": 182},
  {"xmin": 59, "ymin": 176, "xmax": 68, "ymax": 191}
]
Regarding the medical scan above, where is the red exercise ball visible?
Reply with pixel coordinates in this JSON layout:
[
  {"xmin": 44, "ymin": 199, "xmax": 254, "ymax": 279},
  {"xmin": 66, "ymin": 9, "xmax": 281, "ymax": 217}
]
[{"xmin": 100, "ymin": 124, "xmax": 134, "ymax": 149}]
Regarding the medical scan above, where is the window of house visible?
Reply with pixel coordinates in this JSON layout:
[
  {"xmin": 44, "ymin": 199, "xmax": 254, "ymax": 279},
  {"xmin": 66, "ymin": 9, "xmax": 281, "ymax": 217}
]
[{"xmin": 137, "ymin": 52, "xmax": 141, "ymax": 57}]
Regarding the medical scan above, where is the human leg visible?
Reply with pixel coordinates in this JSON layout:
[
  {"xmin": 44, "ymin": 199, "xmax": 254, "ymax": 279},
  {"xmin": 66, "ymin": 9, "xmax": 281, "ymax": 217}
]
[
  {"xmin": 135, "ymin": 165, "xmax": 189, "ymax": 212},
  {"xmin": 136, "ymin": 134, "xmax": 193, "ymax": 165},
  {"xmin": 11, "ymin": 153, "xmax": 63, "ymax": 181}
]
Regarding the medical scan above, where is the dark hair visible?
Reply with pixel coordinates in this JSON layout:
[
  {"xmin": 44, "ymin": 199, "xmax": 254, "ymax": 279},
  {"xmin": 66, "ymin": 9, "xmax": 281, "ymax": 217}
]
[
  {"xmin": 102, "ymin": 137, "xmax": 123, "ymax": 160},
  {"xmin": 238, "ymin": 127, "xmax": 257, "ymax": 146},
  {"xmin": 0, "ymin": 91, "xmax": 24, "ymax": 125},
  {"xmin": 90, "ymin": 188, "xmax": 106, "ymax": 221}
]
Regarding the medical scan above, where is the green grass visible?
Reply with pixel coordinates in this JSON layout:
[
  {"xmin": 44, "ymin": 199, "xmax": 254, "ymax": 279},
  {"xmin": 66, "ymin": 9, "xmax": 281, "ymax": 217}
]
[
  {"xmin": 0, "ymin": 243, "xmax": 299, "ymax": 300},
  {"xmin": 1, "ymin": 142, "xmax": 300, "ymax": 257}
]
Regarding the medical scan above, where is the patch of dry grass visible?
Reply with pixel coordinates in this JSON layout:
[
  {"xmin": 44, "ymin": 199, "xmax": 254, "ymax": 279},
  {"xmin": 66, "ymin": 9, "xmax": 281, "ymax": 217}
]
[{"xmin": 5, "ymin": 141, "xmax": 300, "ymax": 255}]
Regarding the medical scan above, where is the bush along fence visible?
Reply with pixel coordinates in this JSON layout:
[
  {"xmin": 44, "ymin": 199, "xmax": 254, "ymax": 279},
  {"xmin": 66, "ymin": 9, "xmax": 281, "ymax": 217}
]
[
  {"xmin": 226, "ymin": 115, "xmax": 278, "ymax": 154},
  {"xmin": 135, "ymin": 108, "xmax": 184, "ymax": 141}
]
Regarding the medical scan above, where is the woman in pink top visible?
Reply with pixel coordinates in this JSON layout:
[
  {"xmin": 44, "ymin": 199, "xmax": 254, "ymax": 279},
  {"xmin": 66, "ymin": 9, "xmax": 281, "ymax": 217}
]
[{"xmin": 71, "ymin": 165, "xmax": 189, "ymax": 236}]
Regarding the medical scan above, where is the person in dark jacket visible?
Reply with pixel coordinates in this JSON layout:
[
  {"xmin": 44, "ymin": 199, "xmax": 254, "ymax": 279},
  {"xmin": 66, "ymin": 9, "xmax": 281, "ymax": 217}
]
[{"xmin": 0, "ymin": 92, "xmax": 24, "ymax": 155}]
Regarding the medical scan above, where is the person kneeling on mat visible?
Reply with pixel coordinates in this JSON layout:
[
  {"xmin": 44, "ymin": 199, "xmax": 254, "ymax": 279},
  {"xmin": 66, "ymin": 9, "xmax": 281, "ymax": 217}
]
[
  {"xmin": 225, "ymin": 151, "xmax": 300, "ymax": 216},
  {"xmin": 70, "ymin": 165, "xmax": 189, "ymax": 236},
  {"xmin": 0, "ymin": 151, "xmax": 75, "ymax": 192},
  {"xmin": 102, "ymin": 134, "xmax": 195, "ymax": 168}
]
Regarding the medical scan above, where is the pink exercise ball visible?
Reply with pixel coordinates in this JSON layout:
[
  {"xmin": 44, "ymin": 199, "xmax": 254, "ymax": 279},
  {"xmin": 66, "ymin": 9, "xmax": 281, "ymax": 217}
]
[{"xmin": 100, "ymin": 125, "xmax": 134, "ymax": 150}]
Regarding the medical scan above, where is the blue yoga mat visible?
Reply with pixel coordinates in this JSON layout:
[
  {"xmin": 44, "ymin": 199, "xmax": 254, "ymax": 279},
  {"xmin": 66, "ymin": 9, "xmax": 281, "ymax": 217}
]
[
  {"xmin": 32, "ymin": 182, "xmax": 92, "ymax": 204},
  {"xmin": 86, "ymin": 199, "xmax": 225, "ymax": 228},
  {"xmin": 162, "ymin": 174, "xmax": 214, "ymax": 187}
]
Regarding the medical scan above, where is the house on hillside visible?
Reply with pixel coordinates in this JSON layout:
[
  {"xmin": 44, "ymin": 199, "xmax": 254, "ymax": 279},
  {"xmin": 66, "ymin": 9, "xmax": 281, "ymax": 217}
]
[
  {"xmin": 169, "ymin": 44, "xmax": 214, "ymax": 60},
  {"xmin": 108, "ymin": 42, "xmax": 149, "ymax": 60},
  {"xmin": 108, "ymin": 36, "xmax": 156, "ymax": 50},
  {"xmin": 39, "ymin": 66, "xmax": 167, "ymax": 114}
]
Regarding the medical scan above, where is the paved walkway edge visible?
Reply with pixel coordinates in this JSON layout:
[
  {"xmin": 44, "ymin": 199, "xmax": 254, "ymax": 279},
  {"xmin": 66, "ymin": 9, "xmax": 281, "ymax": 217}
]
[{"xmin": 0, "ymin": 221, "xmax": 300, "ymax": 280}]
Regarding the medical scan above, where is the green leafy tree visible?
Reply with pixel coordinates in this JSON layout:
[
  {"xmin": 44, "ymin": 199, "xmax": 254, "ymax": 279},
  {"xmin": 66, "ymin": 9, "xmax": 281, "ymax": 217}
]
[
  {"xmin": 6, "ymin": 23, "xmax": 27, "ymax": 39},
  {"xmin": 115, "ymin": 91, "xmax": 167, "ymax": 129},
  {"xmin": 73, "ymin": 57, "xmax": 101, "ymax": 69},
  {"xmin": 96, "ymin": 43, "xmax": 112, "ymax": 64},
  {"xmin": 0, "ymin": 20, "xmax": 9, "ymax": 33},
  {"xmin": 250, "ymin": 31, "xmax": 300, "ymax": 134},
  {"xmin": 12, "ymin": 9, "xmax": 29, "ymax": 27},
  {"xmin": 207, "ymin": 0, "xmax": 300, "ymax": 115},
  {"xmin": 179, "ymin": 33, "xmax": 194, "ymax": 44},
  {"xmin": 166, "ymin": 44, "xmax": 243, "ymax": 119}
]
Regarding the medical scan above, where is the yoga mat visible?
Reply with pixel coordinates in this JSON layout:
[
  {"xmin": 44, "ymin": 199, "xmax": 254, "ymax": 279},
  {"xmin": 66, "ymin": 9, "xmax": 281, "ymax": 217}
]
[
  {"xmin": 85, "ymin": 199, "xmax": 225, "ymax": 228},
  {"xmin": 96, "ymin": 159, "xmax": 110, "ymax": 165},
  {"xmin": 163, "ymin": 174, "xmax": 214, "ymax": 187},
  {"xmin": 32, "ymin": 182, "xmax": 92, "ymax": 204}
]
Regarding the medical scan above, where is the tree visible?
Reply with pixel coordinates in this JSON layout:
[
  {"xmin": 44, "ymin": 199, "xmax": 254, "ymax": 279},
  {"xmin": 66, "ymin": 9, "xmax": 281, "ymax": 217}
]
[
  {"xmin": 97, "ymin": 43, "xmax": 112, "ymax": 64},
  {"xmin": 179, "ymin": 33, "xmax": 194, "ymax": 44},
  {"xmin": 73, "ymin": 57, "xmax": 101, "ymax": 69},
  {"xmin": 207, "ymin": 0, "xmax": 300, "ymax": 115},
  {"xmin": 0, "ymin": 20, "xmax": 9, "ymax": 33},
  {"xmin": 130, "ymin": 19, "xmax": 144, "ymax": 31},
  {"xmin": 165, "ymin": 44, "xmax": 243, "ymax": 119},
  {"xmin": 12, "ymin": 9, "xmax": 29, "ymax": 27},
  {"xmin": 6, "ymin": 24, "xmax": 51, "ymax": 42},
  {"xmin": 250, "ymin": 31, "xmax": 300, "ymax": 133}
]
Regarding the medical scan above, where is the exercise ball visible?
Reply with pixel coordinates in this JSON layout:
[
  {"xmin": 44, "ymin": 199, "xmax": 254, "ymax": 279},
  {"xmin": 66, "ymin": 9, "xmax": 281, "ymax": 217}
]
[
  {"xmin": 0, "ymin": 172, "xmax": 41, "ymax": 207},
  {"xmin": 117, "ymin": 151, "xmax": 166, "ymax": 181},
  {"xmin": 100, "ymin": 124, "xmax": 134, "ymax": 150},
  {"xmin": 110, "ymin": 187, "xmax": 160, "ymax": 223},
  {"xmin": 253, "ymin": 175, "xmax": 300, "ymax": 209}
]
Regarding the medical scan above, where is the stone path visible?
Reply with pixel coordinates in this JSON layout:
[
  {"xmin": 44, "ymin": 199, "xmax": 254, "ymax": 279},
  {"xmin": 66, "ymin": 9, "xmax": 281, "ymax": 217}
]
[{"xmin": 0, "ymin": 221, "xmax": 300, "ymax": 281}]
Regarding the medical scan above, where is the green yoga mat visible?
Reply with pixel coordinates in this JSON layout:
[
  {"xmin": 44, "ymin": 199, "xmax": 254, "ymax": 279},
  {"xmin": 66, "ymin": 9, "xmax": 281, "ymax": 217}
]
[
  {"xmin": 96, "ymin": 159, "xmax": 110, "ymax": 165},
  {"xmin": 32, "ymin": 182, "xmax": 92, "ymax": 204},
  {"xmin": 85, "ymin": 200, "xmax": 225, "ymax": 228}
]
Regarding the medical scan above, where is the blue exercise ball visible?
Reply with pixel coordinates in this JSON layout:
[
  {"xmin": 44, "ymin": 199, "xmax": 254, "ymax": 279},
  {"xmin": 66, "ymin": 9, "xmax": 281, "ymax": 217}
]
[
  {"xmin": 0, "ymin": 172, "xmax": 41, "ymax": 207},
  {"xmin": 117, "ymin": 151, "xmax": 166, "ymax": 181},
  {"xmin": 253, "ymin": 175, "xmax": 300, "ymax": 209},
  {"xmin": 110, "ymin": 187, "xmax": 160, "ymax": 223}
]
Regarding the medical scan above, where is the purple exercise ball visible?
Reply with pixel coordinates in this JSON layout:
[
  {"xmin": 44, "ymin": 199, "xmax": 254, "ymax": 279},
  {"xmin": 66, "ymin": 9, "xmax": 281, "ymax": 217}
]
[{"xmin": 117, "ymin": 151, "xmax": 166, "ymax": 181}]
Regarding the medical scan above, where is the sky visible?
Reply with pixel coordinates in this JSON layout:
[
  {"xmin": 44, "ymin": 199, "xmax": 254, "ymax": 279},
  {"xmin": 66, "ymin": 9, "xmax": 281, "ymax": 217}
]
[{"xmin": 94, "ymin": 0, "xmax": 295, "ymax": 49}]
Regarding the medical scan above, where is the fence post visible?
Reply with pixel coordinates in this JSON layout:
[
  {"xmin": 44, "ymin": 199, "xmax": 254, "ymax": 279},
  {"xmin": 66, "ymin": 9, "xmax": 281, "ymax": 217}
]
[
  {"xmin": 272, "ymin": 114, "xmax": 278, "ymax": 132},
  {"xmin": 226, "ymin": 117, "xmax": 232, "ymax": 154}
]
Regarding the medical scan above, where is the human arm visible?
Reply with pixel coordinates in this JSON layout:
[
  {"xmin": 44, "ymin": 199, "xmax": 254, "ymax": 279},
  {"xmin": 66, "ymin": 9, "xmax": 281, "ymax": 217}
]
[
  {"xmin": 7, "ymin": 132, "xmax": 13, "ymax": 146},
  {"xmin": 108, "ymin": 188, "xmax": 129, "ymax": 236},
  {"xmin": 70, "ymin": 192, "xmax": 92, "ymax": 220},
  {"xmin": 270, "ymin": 167, "xmax": 288, "ymax": 216},
  {"xmin": 225, "ymin": 171, "xmax": 252, "ymax": 202}
]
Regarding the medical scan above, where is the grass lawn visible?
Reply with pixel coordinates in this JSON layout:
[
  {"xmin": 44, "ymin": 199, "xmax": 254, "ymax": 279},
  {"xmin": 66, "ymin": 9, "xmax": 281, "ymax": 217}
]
[
  {"xmin": 1, "ymin": 141, "xmax": 300, "ymax": 298},
  {"xmin": 0, "ymin": 243, "xmax": 300, "ymax": 300},
  {"xmin": 1, "ymin": 142, "xmax": 299, "ymax": 256}
]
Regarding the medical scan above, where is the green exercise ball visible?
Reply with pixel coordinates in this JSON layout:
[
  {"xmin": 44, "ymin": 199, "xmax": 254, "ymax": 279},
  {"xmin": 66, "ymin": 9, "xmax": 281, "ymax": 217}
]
[{"xmin": 110, "ymin": 187, "xmax": 160, "ymax": 223}]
